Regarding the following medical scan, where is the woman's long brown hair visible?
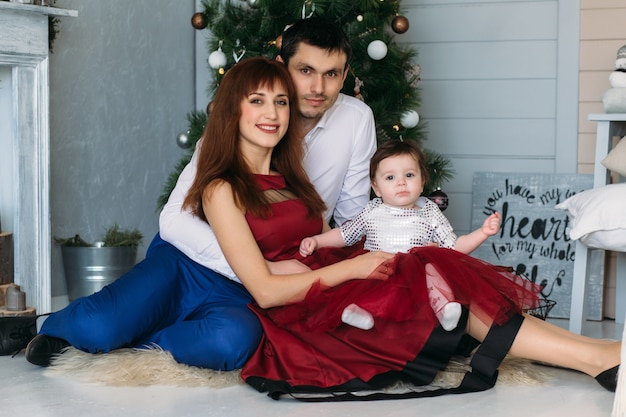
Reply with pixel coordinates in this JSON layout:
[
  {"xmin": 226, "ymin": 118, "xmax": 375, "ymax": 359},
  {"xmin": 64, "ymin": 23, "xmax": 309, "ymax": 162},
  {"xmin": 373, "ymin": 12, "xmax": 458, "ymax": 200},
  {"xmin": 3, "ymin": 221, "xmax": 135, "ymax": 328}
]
[{"xmin": 182, "ymin": 57, "xmax": 326, "ymax": 221}]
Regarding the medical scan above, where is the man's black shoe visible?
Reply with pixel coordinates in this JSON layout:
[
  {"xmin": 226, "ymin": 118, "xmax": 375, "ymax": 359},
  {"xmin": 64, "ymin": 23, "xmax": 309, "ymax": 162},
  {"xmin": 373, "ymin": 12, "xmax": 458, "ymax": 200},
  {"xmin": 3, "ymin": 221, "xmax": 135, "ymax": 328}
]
[
  {"xmin": 25, "ymin": 334, "xmax": 70, "ymax": 367},
  {"xmin": 0, "ymin": 315, "xmax": 38, "ymax": 356}
]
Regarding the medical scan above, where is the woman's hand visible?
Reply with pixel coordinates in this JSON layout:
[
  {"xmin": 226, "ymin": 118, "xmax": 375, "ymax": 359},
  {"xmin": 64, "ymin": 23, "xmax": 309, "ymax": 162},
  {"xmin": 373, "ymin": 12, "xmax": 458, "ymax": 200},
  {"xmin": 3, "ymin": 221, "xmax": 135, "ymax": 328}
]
[
  {"xmin": 266, "ymin": 259, "xmax": 312, "ymax": 275},
  {"xmin": 352, "ymin": 251, "xmax": 395, "ymax": 281}
]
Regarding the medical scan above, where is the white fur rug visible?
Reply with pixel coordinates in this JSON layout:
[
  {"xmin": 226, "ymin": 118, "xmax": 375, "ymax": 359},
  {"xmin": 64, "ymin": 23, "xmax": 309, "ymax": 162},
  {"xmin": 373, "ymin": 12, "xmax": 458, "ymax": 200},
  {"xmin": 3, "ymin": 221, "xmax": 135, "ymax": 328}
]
[
  {"xmin": 44, "ymin": 346, "xmax": 549, "ymax": 389},
  {"xmin": 45, "ymin": 346, "xmax": 242, "ymax": 388}
]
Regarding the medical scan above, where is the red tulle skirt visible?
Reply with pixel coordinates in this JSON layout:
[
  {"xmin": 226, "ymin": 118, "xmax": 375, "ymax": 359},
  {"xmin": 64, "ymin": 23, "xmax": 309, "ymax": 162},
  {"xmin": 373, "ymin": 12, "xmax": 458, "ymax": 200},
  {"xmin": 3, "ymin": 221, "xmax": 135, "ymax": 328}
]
[
  {"xmin": 241, "ymin": 245, "xmax": 542, "ymax": 397},
  {"xmin": 269, "ymin": 245, "xmax": 541, "ymax": 333}
]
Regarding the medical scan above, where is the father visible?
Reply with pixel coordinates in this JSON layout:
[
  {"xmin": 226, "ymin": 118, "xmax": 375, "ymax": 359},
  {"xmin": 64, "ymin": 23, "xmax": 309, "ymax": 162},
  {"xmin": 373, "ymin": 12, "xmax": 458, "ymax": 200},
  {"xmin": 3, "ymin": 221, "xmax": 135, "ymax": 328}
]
[{"xmin": 159, "ymin": 17, "xmax": 377, "ymax": 278}]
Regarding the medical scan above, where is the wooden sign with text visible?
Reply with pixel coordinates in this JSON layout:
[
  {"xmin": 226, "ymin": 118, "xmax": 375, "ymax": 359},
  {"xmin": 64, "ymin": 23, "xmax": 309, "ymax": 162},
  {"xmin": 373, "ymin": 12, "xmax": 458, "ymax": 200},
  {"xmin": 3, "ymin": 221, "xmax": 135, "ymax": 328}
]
[{"xmin": 470, "ymin": 172, "xmax": 603, "ymax": 320}]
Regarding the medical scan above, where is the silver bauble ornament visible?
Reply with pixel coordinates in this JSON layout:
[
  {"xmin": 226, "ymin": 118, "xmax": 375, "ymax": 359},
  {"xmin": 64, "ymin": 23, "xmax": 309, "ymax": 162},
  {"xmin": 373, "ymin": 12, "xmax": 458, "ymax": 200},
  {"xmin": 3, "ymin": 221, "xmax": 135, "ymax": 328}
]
[
  {"xmin": 367, "ymin": 40, "xmax": 388, "ymax": 60},
  {"xmin": 400, "ymin": 110, "xmax": 420, "ymax": 128},
  {"xmin": 247, "ymin": 0, "xmax": 258, "ymax": 6},
  {"xmin": 176, "ymin": 130, "xmax": 191, "ymax": 149},
  {"xmin": 208, "ymin": 48, "xmax": 227, "ymax": 69}
]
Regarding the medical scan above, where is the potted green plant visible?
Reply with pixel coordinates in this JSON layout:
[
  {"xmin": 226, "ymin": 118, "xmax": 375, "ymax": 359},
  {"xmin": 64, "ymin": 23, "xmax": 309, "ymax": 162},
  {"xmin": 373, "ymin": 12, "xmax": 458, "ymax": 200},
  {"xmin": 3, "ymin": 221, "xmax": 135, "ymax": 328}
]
[{"xmin": 56, "ymin": 224, "xmax": 143, "ymax": 301}]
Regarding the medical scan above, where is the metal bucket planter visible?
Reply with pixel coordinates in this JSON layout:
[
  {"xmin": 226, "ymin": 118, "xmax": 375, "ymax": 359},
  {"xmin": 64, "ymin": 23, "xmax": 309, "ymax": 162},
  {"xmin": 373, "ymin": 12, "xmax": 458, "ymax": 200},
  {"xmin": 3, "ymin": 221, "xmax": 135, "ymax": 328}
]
[{"xmin": 61, "ymin": 246, "xmax": 137, "ymax": 302}]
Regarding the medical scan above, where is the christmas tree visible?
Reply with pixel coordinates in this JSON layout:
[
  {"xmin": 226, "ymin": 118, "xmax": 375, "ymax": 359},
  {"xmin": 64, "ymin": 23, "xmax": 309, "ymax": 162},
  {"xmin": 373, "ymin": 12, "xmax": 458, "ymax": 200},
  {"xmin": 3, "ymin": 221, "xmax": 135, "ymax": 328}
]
[{"xmin": 158, "ymin": 0, "xmax": 454, "ymax": 210}]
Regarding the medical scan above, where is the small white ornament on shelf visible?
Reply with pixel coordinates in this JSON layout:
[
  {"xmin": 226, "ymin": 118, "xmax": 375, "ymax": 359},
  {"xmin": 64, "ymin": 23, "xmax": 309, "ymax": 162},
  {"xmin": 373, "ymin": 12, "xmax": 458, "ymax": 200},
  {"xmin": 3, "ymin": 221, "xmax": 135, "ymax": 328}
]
[{"xmin": 609, "ymin": 44, "xmax": 626, "ymax": 88}]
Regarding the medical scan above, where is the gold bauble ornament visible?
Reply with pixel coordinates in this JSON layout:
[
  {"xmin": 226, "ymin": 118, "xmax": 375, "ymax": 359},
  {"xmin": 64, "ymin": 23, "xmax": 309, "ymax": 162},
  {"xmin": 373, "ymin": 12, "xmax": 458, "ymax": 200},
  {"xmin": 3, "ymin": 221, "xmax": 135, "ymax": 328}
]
[
  {"xmin": 275, "ymin": 34, "xmax": 283, "ymax": 51},
  {"xmin": 391, "ymin": 15, "xmax": 410, "ymax": 34},
  {"xmin": 191, "ymin": 12, "xmax": 207, "ymax": 30}
]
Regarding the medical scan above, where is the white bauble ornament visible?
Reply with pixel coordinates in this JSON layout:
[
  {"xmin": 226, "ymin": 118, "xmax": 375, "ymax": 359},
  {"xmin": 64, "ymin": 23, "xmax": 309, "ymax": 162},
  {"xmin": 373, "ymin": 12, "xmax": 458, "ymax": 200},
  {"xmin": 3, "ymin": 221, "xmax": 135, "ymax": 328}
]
[
  {"xmin": 247, "ymin": 0, "xmax": 258, "ymax": 5},
  {"xmin": 367, "ymin": 40, "xmax": 388, "ymax": 60},
  {"xmin": 400, "ymin": 110, "xmax": 420, "ymax": 128},
  {"xmin": 208, "ymin": 48, "xmax": 227, "ymax": 69}
]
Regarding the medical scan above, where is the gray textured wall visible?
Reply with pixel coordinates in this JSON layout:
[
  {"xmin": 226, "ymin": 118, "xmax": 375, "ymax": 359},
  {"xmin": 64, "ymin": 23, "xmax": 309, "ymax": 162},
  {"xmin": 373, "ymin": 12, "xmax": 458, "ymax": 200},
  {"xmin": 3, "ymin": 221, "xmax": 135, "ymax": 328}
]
[{"xmin": 50, "ymin": 0, "xmax": 195, "ymax": 301}]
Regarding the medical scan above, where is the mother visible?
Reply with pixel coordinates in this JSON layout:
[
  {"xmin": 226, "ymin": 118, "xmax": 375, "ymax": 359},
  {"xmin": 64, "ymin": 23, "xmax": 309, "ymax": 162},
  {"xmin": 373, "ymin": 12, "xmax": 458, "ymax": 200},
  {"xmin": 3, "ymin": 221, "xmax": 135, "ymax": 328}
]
[{"xmin": 182, "ymin": 57, "xmax": 621, "ymax": 400}]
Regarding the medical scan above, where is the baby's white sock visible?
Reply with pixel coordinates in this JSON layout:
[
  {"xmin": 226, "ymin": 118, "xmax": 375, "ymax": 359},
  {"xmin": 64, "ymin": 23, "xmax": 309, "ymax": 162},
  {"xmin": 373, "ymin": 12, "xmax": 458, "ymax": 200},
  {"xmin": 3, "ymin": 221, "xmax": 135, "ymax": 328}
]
[
  {"xmin": 425, "ymin": 263, "xmax": 461, "ymax": 331},
  {"xmin": 438, "ymin": 302, "xmax": 462, "ymax": 331},
  {"xmin": 341, "ymin": 303, "xmax": 374, "ymax": 330}
]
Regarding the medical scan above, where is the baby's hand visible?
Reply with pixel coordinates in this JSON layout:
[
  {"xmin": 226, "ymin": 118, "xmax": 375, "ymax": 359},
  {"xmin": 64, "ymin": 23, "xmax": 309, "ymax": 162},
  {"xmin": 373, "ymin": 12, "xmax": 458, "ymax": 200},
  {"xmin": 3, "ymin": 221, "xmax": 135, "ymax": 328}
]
[
  {"xmin": 299, "ymin": 237, "xmax": 318, "ymax": 257},
  {"xmin": 482, "ymin": 212, "xmax": 501, "ymax": 236}
]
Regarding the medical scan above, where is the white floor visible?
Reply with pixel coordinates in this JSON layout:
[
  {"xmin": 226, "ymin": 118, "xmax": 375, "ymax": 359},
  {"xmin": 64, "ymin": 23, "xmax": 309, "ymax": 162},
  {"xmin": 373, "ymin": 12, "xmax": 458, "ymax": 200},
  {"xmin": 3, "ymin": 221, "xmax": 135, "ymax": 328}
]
[{"xmin": 1, "ymin": 319, "xmax": 623, "ymax": 417}]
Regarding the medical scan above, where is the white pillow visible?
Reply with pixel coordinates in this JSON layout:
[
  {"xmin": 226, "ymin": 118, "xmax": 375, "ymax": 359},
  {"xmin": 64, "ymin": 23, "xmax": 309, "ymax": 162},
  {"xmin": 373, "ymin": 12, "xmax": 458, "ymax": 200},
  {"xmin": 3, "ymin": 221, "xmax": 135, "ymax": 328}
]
[
  {"xmin": 555, "ymin": 183, "xmax": 626, "ymax": 251},
  {"xmin": 602, "ymin": 136, "xmax": 626, "ymax": 177}
]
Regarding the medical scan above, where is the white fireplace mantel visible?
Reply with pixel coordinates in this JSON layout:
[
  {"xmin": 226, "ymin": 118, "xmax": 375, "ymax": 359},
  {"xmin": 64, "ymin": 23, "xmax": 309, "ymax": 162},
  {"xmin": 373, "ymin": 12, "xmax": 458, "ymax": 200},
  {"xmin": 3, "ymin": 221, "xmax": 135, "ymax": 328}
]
[{"xmin": 0, "ymin": 3, "xmax": 77, "ymax": 313}]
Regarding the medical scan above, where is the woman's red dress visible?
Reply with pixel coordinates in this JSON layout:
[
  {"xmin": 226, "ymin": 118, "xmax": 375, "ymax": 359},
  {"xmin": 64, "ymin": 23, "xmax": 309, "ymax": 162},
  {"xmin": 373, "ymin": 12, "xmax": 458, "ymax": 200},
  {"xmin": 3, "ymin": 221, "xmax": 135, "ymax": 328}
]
[{"xmin": 241, "ymin": 175, "xmax": 542, "ymax": 400}]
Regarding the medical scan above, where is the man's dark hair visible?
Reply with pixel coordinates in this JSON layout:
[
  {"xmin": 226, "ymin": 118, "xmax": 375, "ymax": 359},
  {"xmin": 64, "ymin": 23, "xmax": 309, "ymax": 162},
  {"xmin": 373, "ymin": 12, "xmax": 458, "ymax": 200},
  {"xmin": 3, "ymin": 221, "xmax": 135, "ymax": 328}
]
[{"xmin": 279, "ymin": 17, "xmax": 352, "ymax": 69}]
